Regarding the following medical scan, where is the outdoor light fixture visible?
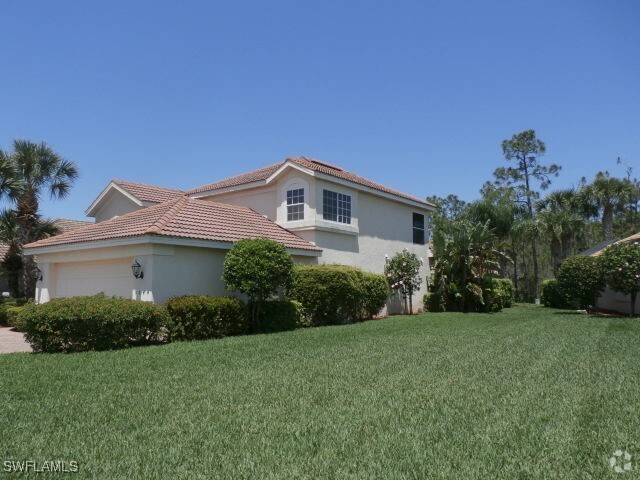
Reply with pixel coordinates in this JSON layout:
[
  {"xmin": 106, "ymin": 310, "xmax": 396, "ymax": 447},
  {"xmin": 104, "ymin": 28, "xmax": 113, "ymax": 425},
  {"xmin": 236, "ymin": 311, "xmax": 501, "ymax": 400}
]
[
  {"xmin": 131, "ymin": 260, "xmax": 144, "ymax": 279},
  {"xmin": 35, "ymin": 266, "xmax": 43, "ymax": 281}
]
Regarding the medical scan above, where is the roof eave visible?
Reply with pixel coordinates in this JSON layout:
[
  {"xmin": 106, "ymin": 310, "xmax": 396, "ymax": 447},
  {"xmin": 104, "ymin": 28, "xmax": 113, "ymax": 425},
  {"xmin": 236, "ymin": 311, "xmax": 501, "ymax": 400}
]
[{"xmin": 85, "ymin": 181, "xmax": 144, "ymax": 217}]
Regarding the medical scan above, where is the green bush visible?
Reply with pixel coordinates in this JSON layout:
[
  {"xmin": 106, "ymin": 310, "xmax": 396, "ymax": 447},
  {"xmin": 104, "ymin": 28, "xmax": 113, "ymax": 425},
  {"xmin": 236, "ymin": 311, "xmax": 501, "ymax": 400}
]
[
  {"xmin": 423, "ymin": 292, "xmax": 445, "ymax": 312},
  {"xmin": 165, "ymin": 296, "xmax": 247, "ymax": 341},
  {"xmin": 6, "ymin": 305, "xmax": 27, "ymax": 331},
  {"xmin": 290, "ymin": 265, "xmax": 385, "ymax": 325},
  {"xmin": 251, "ymin": 300, "xmax": 305, "ymax": 333},
  {"xmin": 361, "ymin": 272, "xmax": 389, "ymax": 319},
  {"xmin": 481, "ymin": 278, "xmax": 515, "ymax": 312},
  {"xmin": 20, "ymin": 295, "xmax": 169, "ymax": 353},
  {"xmin": 0, "ymin": 297, "xmax": 29, "ymax": 326},
  {"xmin": 541, "ymin": 279, "xmax": 571, "ymax": 309},
  {"xmin": 557, "ymin": 255, "xmax": 605, "ymax": 309}
]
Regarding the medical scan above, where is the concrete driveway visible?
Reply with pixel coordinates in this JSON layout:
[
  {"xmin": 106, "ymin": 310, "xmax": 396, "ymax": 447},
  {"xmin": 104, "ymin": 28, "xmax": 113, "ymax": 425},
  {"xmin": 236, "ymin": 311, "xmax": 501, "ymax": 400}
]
[{"xmin": 0, "ymin": 327, "xmax": 32, "ymax": 353}]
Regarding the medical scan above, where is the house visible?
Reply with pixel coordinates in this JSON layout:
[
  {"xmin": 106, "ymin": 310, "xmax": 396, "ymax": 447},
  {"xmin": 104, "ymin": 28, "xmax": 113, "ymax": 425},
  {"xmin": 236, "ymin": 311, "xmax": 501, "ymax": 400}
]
[
  {"xmin": 585, "ymin": 232, "xmax": 640, "ymax": 315},
  {"xmin": 24, "ymin": 157, "xmax": 435, "ymax": 311}
]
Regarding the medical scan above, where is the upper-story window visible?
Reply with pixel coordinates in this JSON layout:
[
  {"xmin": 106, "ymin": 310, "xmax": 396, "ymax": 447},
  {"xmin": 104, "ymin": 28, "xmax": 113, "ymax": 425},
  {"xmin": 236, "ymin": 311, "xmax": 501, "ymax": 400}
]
[
  {"xmin": 323, "ymin": 189, "xmax": 351, "ymax": 224},
  {"xmin": 286, "ymin": 188, "xmax": 305, "ymax": 221},
  {"xmin": 413, "ymin": 212, "xmax": 425, "ymax": 245}
]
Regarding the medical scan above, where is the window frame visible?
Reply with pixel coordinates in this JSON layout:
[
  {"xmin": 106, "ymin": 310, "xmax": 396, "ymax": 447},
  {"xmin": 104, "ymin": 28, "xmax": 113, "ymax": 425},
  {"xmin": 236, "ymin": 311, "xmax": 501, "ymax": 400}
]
[
  {"xmin": 323, "ymin": 189, "xmax": 352, "ymax": 224},
  {"xmin": 413, "ymin": 212, "xmax": 425, "ymax": 245},
  {"xmin": 286, "ymin": 187, "xmax": 305, "ymax": 221}
]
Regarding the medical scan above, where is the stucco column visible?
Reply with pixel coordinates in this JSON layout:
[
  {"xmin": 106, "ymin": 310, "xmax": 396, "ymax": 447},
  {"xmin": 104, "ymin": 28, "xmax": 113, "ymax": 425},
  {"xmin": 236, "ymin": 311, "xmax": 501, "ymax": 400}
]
[{"xmin": 35, "ymin": 262, "xmax": 54, "ymax": 304}]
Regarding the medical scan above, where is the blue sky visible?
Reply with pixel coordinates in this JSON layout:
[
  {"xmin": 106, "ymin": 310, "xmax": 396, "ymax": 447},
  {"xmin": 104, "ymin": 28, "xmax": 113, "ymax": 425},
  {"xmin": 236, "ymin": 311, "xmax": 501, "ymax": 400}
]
[{"xmin": 1, "ymin": 0, "xmax": 638, "ymax": 220}]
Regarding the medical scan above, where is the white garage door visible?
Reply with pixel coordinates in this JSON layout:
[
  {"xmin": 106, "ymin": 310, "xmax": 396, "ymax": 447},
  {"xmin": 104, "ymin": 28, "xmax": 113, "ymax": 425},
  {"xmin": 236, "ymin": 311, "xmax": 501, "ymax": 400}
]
[{"xmin": 54, "ymin": 259, "xmax": 133, "ymax": 299}]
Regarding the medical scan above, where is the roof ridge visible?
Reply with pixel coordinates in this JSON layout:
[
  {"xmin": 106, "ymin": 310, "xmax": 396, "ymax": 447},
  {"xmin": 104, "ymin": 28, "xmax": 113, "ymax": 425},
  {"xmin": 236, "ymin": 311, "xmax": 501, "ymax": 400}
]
[
  {"xmin": 145, "ymin": 197, "xmax": 189, "ymax": 235},
  {"xmin": 113, "ymin": 179, "xmax": 184, "ymax": 193}
]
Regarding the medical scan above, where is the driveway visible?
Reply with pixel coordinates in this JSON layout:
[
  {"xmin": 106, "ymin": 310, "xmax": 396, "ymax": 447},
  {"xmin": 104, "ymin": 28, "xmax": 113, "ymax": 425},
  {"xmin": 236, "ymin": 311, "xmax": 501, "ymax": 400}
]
[{"xmin": 0, "ymin": 327, "xmax": 32, "ymax": 353}]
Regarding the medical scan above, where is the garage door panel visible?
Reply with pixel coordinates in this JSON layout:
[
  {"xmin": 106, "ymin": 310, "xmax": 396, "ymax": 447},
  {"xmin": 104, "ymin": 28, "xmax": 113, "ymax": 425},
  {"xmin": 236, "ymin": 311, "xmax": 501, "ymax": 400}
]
[{"xmin": 54, "ymin": 259, "xmax": 133, "ymax": 299}]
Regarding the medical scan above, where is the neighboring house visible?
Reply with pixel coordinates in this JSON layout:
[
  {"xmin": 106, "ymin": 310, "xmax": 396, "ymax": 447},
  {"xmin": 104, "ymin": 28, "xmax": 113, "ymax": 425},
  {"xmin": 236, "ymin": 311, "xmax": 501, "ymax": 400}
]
[
  {"xmin": 24, "ymin": 157, "xmax": 435, "ymax": 311},
  {"xmin": 584, "ymin": 232, "xmax": 640, "ymax": 314},
  {"xmin": 0, "ymin": 218, "xmax": 93, "ymax": 294}
]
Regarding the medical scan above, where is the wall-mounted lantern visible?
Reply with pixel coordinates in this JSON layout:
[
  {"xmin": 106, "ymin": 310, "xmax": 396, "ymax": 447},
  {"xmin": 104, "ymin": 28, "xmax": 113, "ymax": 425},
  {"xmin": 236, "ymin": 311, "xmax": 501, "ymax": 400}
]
[
  {"xmin": 35, "ymin": 266, "xmax": 43, "ymax": 281},
  {"xmin": 131, "ymin": 260, "xmax": 144, "ymax": 279}
]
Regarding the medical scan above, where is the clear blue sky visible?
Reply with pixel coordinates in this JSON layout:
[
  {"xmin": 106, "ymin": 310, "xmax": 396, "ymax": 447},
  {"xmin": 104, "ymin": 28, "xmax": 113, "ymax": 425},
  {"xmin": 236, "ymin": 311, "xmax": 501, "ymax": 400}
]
[{"xmin": 1, "ymin": 0, "xmax": 638, "ymax": 220}]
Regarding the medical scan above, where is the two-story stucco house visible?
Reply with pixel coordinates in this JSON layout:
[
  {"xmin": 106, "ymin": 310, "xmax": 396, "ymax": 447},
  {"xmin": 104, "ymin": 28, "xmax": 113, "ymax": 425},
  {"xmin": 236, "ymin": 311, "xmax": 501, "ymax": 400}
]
[{"xmin": 24, "ymin": 157, "xmax": 435, "ymax": 312}]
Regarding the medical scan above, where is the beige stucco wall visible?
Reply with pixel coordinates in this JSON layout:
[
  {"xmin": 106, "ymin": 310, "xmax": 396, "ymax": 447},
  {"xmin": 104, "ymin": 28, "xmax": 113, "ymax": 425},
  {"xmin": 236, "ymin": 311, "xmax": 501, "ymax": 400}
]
[
  {"xmin": 33, "ymin": 243, "xmax": 320, "ymax": 305},
  {"xmin": 200, "ymin": 188, "xmax": 278, "ymax": 220},
  {"xmin": 93, "ymin": 189, "xmax": 143, "ymax": 222}
]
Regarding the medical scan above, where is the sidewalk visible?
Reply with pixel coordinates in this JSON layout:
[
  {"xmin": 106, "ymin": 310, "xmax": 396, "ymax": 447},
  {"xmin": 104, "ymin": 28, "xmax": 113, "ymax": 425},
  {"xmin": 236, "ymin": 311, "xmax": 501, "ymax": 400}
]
[{"xmin": 0, "ymin": 327, "xmax": 32, "ymax": 354}]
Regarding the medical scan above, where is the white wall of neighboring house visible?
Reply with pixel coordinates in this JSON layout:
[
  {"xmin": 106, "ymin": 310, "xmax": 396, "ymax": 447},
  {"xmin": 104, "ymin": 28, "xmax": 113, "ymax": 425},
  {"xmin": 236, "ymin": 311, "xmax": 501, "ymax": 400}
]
[
  {"xmin": 596, "ymin": 287, "xmax": 639, "ymax": 315},
  {"xmin": 93, "ymin": 189, "xmax": 143, "ymax": 222}
]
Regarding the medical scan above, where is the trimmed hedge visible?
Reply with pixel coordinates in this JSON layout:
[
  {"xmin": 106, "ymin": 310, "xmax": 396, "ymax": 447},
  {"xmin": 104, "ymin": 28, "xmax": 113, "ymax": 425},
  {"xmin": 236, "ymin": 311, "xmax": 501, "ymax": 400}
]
[
  {"xmin": 165, "ymin": 296, "xmax": 247, "ymax": 341},
  {"xmin": 0, "ymin": 298, "xmax": 28, "ymax": 327},
  {"xmin": 541, "ymin": 279, "xmax": 571, "ymax": 309},
  {"xmin": 289, "ymin": 265, "xmax": 388, "ymax": 325},
  {"xmin": 361, "ymin": 272, "xmax": 389, "ymax": 319},
  {"xmin": 20, "ymin": 295, "xmax": 169, "ymax": 353},
  {"xmin": 251, "ymin": 300, "xmax": 305, "ymax": 333}
]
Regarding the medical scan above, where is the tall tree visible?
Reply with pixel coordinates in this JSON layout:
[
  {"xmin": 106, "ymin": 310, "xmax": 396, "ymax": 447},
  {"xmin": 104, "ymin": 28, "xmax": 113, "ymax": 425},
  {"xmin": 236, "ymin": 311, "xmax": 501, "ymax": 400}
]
[
  {"xmin": 581, "ymin": 171, "xmax": 634, "ymax": 241},
  {"xmin": 536, "ymin": 189, "xmax": 585, "ymax": 274},
  {"xmin": 0, "ymin": 140, "xmax": 78, "ymax": 297},
  {"xmin": 493, "ymin": 130, "xmax": 561, "ymax": 299}
]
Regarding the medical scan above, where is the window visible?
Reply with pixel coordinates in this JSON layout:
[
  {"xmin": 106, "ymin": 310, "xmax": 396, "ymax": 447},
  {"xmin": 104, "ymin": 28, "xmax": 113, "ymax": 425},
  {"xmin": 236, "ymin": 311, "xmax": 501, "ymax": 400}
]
[
  {"xmin": 286, "ymin": 188, "xmax": 304, "ymax": 221},
  {"xmin": 413, "ymin": 213, "xmax": 425, "ymax": 244},
  {"xmin": 323, "ymin": 189, "xmax": 351, "ymax": 224}
]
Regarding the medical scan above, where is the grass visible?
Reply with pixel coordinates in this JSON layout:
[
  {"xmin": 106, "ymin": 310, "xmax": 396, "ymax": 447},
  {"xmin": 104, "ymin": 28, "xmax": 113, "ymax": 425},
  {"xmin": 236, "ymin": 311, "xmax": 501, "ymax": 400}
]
[{"xmin": 1, "ymin": 305, "xmax": 640, "ymax": 479}]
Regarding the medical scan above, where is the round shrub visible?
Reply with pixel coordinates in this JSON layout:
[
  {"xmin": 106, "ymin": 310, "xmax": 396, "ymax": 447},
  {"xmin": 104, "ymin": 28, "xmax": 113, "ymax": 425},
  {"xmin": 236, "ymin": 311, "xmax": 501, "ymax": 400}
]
[
  {"xmin": 20, "ymin": 295, "xmax": 169, "ymax": 353},
  {"xmin": 289, "ymin": 265, "xmax": 366, "ymax": 325},
  {"xmin": 541, "ymin": 279, "xmax": 570, "ymax": 309},
  {"xmin": 423, "ymin": 292, "xmax": 445, "ymax": 312},
  {"xmin": 600, "ymin": 241, "xmax": 640, "ymax": 315},
  {"xmin": 360, "ymin": 272, "xmax": 389, "ymax": 319},
  {"xmin": 557, "ymin": 255, "xmax": 605, "ymax": 309},
  {"xmin": 165, "ymin": 296, "xmax": 247, "ymax": 341}
]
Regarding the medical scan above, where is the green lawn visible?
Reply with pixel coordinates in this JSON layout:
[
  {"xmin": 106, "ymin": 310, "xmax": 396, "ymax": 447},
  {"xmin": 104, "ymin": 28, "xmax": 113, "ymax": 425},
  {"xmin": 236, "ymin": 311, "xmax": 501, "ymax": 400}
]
[{"xmin": 2, "ymin": 305, "xmax": 640, "ymax": 479}]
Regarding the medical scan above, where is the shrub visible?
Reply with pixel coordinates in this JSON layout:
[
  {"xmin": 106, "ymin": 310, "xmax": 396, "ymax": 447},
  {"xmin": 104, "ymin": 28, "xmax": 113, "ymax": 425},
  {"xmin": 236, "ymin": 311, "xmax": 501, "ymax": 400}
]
[
  {"xmin": 165, "ymin": 296, "xmax": 247, "ymax": 341},
  {"xmin": 600, "ymin": 241, "xmax": 640, "ymax": 315},
  {"xmin": 20, "ymin": 295, "xmax": 169, "ymax": 353},
  {"xmin": 250, "ymin": 300, "xmax": 304, "ymax": 333},
  {"xmin": 385, "ymin": 250, "xmax": 422, "ymax": 314},
  {"xmin": 6, "ymin": 305, "xmax": 27, "ymax": 331},
  {"xmin": 541, "ymin": 279, "xmax": 570, "ymax": 309},
  {"xmin": 222, "ymin": 238, "xmax": 294, "ymax": 327},
  {"xmin": 494, "ymin": 279, "xmax": 515, "ymax": 308},
  {"xmin": 557, "ymin": 255, "xmax": 605, "ymax": 309},
  {"xmin": 0, "ymin": 297, "xmax": 29, "ymax": 326},
  {"xmin": 423, "ymin": 292, "xmax": 445, "ymax": 312},
  {"xmin": 289, "ymin": 265, "xmax": 365, "ymax": 325},
  {"xmin": 361, "ymin": 272, "xmax": 389, "ymax": 319}
]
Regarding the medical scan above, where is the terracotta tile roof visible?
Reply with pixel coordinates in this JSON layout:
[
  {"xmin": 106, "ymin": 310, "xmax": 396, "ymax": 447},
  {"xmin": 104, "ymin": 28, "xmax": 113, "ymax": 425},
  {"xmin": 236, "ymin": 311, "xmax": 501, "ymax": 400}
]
[
  {"xmin": 113, "ymin": 180, "xmax": 185, "ymax": 204},
  {"xmin": 53, "ymin": 218, "xmax": 94, "ymax": 233},
  {"xmin": 189, "ymin": 157, "xmax": 435, "ymax": 207},
  {"xmin": 24, "ymin": 197, "xmax": 321, "ymax": 252}
]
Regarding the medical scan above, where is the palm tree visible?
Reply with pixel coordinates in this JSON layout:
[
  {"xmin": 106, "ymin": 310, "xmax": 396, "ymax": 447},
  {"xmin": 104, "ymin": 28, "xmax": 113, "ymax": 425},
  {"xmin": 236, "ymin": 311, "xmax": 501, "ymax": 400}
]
[
  {"xmin": 1, "ymin": 140, "xmax": 78, "ymax": 297},
  {"xmin": 536, "ymin": 189, "xmax": 586, "ymax": 274},
  {"xmin": 581, "ymin": 171, "xmax": 634, "ymax": 241},
  {"xmin": 0, "ymin": 209, "xmax": 58, "ymax": 296}
]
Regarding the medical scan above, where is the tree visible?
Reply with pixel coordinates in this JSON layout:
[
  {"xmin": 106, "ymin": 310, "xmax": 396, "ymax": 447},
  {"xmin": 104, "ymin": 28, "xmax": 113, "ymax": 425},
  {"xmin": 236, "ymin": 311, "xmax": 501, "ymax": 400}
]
[
  {"xmin": 581, "ymin": 171, "xmax": 634, "ymax": 241},
  {"xmin": 0, "ymin": 140, "xmax": 78, "ymax": 297},
  {"xmin": 493, "ymin": 130, "xmax": 561, "ymax": 299},
  {"xmin": 536, "ymin": 189, "xmax": 586, "ymax": 274},
  {"xmin": 0, "ymin": 209, "xmax": 58, "ymax": 296},
  {"xmin": 431, "ymin": 219, "xmax": 503, "ymax": 312},
  {"xmin": 557, "ymin": 255, "xmax": 605, "ymax": 309},
  {"xmin": 385, "ymin": 249, "xmax": 422, "ymax": 314},
  {"xmin": 222, "ymin": 238, "xmax": 294, "ymax": 326},
  {"xmin": 600, "ymin": 241, "xmax": 640, "ymax": 316}
]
